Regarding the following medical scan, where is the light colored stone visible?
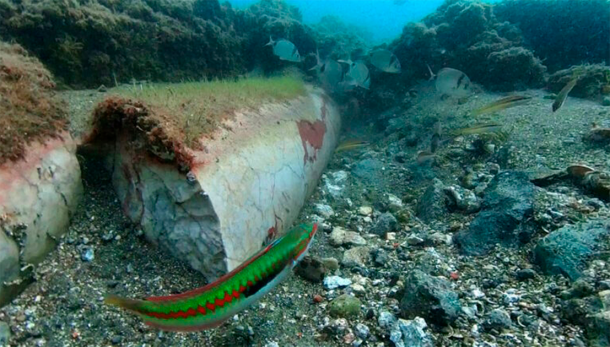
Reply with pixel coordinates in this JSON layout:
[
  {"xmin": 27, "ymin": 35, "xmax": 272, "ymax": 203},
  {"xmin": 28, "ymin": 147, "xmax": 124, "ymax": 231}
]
[
  {"xmin": 330, "ymin": 227, "xmax": 367, "ymax": 247},
  {"xmin": 358, "ymin": 206, "xmax": 373, "ymax": 216},
  {"xmin": 342, "ymin": 246, "xmax": 371, "ymax": 267},
  {"xmin": 109, "ymin": 87, "xmax": 341, "ymax": 280},
  {"xmin": 0, "ymin": 134, "xmax": 83, "ymax": 305}
]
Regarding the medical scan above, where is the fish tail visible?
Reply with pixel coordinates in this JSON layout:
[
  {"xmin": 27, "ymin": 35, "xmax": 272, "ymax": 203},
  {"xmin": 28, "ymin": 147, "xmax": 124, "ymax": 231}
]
[
  {"xmin": 105, "ymin": 294, "xmax": 148, "ymax": 315},
  {"xmin": 426, "ymin": 63, "xmax": 436, "ymax": 80},
  {"xmin": 264, "ymin": 35, "xmax": 274, "ymax": 47}
]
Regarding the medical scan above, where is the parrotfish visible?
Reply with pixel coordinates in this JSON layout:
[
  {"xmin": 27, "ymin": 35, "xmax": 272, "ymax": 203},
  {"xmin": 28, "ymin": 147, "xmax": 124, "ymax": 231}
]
[
  {"xmin": 105, "ymin": 223, "xmax": 317, "ymax": 332},
  {"xmin": 265, "ymin": 37, "xmax": 302, "ymax": 63},
  {"xmin": 472, "ymin": 95, "xmax": 531, "ymax": 116}
]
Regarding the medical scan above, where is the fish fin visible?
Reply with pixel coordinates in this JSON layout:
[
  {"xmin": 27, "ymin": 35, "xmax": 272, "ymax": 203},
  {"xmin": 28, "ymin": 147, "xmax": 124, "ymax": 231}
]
[
  {"xmin": 105, "ymin": 294, "xmax": 146, "ymax": 314},
  {"xmin": 264, "ymin": 36, "xmax": 274, "ymax": 47},
  {"xmin": 426, "ymin": 63, "xmax": 436, "ymax": 80}
]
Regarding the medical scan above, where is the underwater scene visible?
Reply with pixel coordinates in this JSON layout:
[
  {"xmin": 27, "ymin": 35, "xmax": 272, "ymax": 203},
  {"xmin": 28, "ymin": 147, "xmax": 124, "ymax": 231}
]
[{"xmin": 0, "ymin": 0, "xmax": 610, "ymax": 346}]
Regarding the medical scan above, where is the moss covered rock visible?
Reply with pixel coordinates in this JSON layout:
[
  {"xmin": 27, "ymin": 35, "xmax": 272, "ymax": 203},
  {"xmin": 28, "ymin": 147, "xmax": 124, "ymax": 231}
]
[{"xmin": 329, "ymin": 294, "xmax": 362, "ymax": 318}]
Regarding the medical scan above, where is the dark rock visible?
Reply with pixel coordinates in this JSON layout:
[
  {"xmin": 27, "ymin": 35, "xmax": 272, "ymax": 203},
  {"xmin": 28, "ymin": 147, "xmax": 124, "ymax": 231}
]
[
  {"xmin": 295, "ymin": 256, "xmax": 326, "ymax": 283},
  {"xmin": 454, "ymin": 171, "xmax": 536, "ymax": 255},
  {"xmin": 370, "ymin": 212, "xmax": 398, "ymax": 236},
  {"xmin": 589, "ymin": 311, "xmax": 610, "ymax": 346},
  {"xmin": 483, "ymin": 309, "xmax": 513, "ymax": 331},
  {"xmin": 373, "ymin": 248, "xmax": 389, "ymax": 267},
  {"xmin": 400, "ymin": 270, "xmax": 460, "ymax": 326},
  {"xmin": 416, "ymin": 179, "xmax": 448, "ymax": 223},
  {"xmin": 515, "ymin": 268, "xmax": 537, "ymax": 281},
  {"xmin": 352, "ymin": 158, "xmax": 384, "ymax": 186},
  {"xmin": 533, "ymin": 219, "xmax": 610, "ymax": 280}
]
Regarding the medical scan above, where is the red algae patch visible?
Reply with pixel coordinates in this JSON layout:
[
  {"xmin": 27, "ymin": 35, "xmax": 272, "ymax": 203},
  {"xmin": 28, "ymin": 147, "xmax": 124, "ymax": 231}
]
[{"xmin": 0, "ymin": 42, "xmax": 68, "ymax": 165}]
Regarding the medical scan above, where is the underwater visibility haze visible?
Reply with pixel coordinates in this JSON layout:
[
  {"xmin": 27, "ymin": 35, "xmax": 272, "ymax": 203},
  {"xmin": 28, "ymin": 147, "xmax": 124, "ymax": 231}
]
[{"xmin": 0, "ymin": 0, "xmax": 609, "ymax": 346}]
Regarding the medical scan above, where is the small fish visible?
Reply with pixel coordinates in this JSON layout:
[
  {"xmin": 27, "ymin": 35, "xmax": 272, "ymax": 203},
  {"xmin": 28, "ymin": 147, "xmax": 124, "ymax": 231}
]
[
  {"xmin": 339, "ymin": 59, "xmax": 371, "ymax": 90},
  {"xmin": 336, "ymin": 139, "xmax": 368, "ymax": 152},
  {"xmin": 310, "ymin": 49, "xmax": 343, "ymax": 92},
  {"xmin": 105, "ymin": 224, "xmax": 317, "ymax": 332},
  {"xmin": 369, "ymin": 49, "xmax": 401, "ymax": 74},
  {"xmin": 472, "ymin": 95, "xmax": 531, "ymax": 116},
  {"xmin": 416, "ymin": 150, "xmax": 435, "ymax": 165},
  {"xmin": 265, "ymin": 37, "xmax": 301, "ymax": 63},
  {"xmin": 435, "ymin": 67, "xmax": 472, "ymax": 98},
  {"xmin": 451, "ymin": 123, "xmax": 503, "ymax": 136},
  {"xmin": 552, "ymin": 78, "xmax": 578, "ymax": 112}
]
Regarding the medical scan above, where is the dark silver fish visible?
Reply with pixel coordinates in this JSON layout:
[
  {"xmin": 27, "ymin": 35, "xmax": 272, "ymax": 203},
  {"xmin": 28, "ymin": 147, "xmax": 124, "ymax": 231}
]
[
  {"xmin": 435, "ymin": 67, "xmax": 472, "ymax": 98},
  {"xmin": 339, "ymin": 59, "xmax": 371, "ymax": 90},
  {"xmin": 265, "ymin": 37, "xmax": 301, "ymax": 63},
  {"xmin": 369, "ymin": 49, "xmax": 401, "ymax": 74}
]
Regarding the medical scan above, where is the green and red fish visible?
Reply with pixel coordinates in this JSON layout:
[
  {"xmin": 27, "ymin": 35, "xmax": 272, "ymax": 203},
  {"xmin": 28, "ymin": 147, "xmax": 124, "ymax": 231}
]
[{"xmin": 105, "ymin": 223, "xmax": 317, "ymax": 332}]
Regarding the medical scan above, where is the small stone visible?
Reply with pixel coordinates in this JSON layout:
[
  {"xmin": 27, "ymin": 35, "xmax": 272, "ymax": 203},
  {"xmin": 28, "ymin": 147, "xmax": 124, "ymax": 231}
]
[
  {"xmin": 324, "ymin": 276, "xmax": 352, "ymax": 290},
  {"xmin": 313, "ymin": 294, "xmax": 324, "ymax": 303},
  {"xmin": 321, "ymin": 257, "xmax": 340, "ymax": 271},
  {"xmin": 390, "ymin": 317, "xmax": 434, "ymax": 347},
  {"xmin": 111, "ymin": 336, "xmax": 122, "ymax": 345},
  {"xmin": 315, "ymin": 204, "xmax": 334, "ymax": 218},
  {"xmin": 359, "ymin": 206, "xmax": 373, "ymax": 216},
  {"xmin": 342, "ymin": 247, "xmax": 371, "ymax": 267},
  {"xmin": 378, "ymin": 311, "xmax": 397, "ymax": 331},
  {"xmin": 387, "ymin": 194, "xmax": 404, "ymax": 212},
  {"xmin": 483, "ymin": 309, "xmax": 513, "ymax": 331},
  {"xmin": 295, "ymin": 256, "xmax": 326, "ymax": 283},
  {"xmin": 370, "ymin": 212, "xmax": 398, "ymax": 236},
  {"xmin": 373, "ymin": 249, "xmax": 389, "ymax": 266},
  {"xmin": 329, "ymin": 294, "xmax": 361, "ymax": 318},
  {"xmin": 599, "ymin": 280, "xmax": 610, "ymax": 290},
  {"xmin": 264, "ymin": 342, "xmax": 280, "ymax": 347},
  {"xmin": 0, "ymin": 321, "xmax": 10, "ymax": 345},
  {"xmin": 355, "ymin": 323, "xmax": 370, "ymax": 339},
  {"xmin": 386, "ymin": 232, "xmax": 396, "ymax": 241},
  {"xmin": 81, "ymin": 247, "xmax": 94, "ymax": 262},
  {"xmin": 515, "ymin": 268, "xmax": 537, "ymax": 281},
  {"xmin": 330, "ymin": 227, "xmax": 367, "ymax": 247},
  {"xmin": 351, "ymin": 284, "xmax": 366, "ymax": 295},
  {"xmin": 603, "ymin": 96, "xmax": 610, "ymax": 107},
  {"xmin": 406, "ymin": 235, "xmax": 425, "ymax": 245}
]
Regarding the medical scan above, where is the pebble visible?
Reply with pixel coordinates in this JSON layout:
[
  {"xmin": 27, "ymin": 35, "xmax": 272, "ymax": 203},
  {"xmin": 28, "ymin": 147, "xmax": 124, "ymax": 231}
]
[
  {"xmin": 378, "ymin": 311, "xmax": 397, "ymax": 331},
  {"xmin": 484, "ymin": 309, "xmax": 513, "ymax": 330},
  {"xmin": 329, "ymin": 294, "xmax": 361, "ymax": 318},
  {"xmin": 359, "ymin": 206, "xmax": 373, "ymax": 216},
  {"xmin": 329, "ymin": 227, "xmax": 367, "ymax": 247},
  {"xmin": 355, "ymin": 323, "xmax": 370, "ymax": 339},
  {"xmin": 323, "ymin": 276, "xmax": 352, "ymax": 290},
  {"xmin": 390, "ymin": 317, "xmax": 433, "ymax": 347},
  {"xmin": 315, "ymin": 204, "xmax": 334, "ymax": 218},
  {"xmin": 81, "ymin": 247, "xmax": 94, "ymax": 262},
  {"xmin": 603, "ymin": 96, "xmax": 610, "ymax": 106},
  {"xmin": 321, "ymin": 257, "xmax": 340, "ymax": 271},
  {"xmin": 342, "ymin": 246, "xmax": 371, "ymax": 267},
  {"xmin": 264, "ymin": 342, "xmax": 280, "ymax": 347},
  {"xmin": 370, "ymin": 212, "xmax": 398, "ymax": 236}
]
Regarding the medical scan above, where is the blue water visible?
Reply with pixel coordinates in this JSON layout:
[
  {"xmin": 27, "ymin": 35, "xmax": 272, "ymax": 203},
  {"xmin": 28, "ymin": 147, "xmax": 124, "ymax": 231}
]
[{"xmin": 229, "ymin": 0, "xmax": 500, "ymax": 44}]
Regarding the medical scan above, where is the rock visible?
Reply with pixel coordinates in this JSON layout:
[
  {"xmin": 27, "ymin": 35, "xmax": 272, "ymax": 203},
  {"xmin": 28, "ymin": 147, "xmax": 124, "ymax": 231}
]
[
  {"xmin": 81, "ymin": 248, "xmax": 95, "ymax": 262},
  {"xmin": 483, "ymin": 309, "xmax": 513, "ymax": 331},
  {"xmin": 589, "ymin": 311, "xmax": 610, "ymax": 346},
  {"xmin": 454, "ymin": 171, "xmax": 536, "ymax": 255},
  {"xmin": 373, "ymin": 248, "xmax": 389, "ymax": 267},
  {"xmin": 515, "ymin": 268, "xmax": 537, "ymax": 281},
  {"xmin": 0, "ymin": 134, "xmax": 83, "ymax": 305},
  {"xmin": 0, "ymin": 321, "xmax": 10, "ymax": 345},
  {"xmin": 444, "ymin": 185, "xmax": 481, "ymax": 214},
  {"xmin": 603, "ymin": 96, "xmax": 610, "ymax": 107},
  {"xmin": 321, "ymin": 257, "xmax": 340, "ymax": 271},
  {"xmin": 390, "ymin": 317, "xmax": 434, "ymax": 347},
  {"xmin": 352, "ymin": 158, "xmax": 384, "ymax": 186},
  {"xmin": 314, "ymin": 204, "xmax": 334, "ymax": 218},
  {"xmin": 370, "ymin": 212, "xmax": 398, "ymax": 236},
  {"xmin": 533, "ymin": 219, "xmax": 610, "ymax": 280},
  {"xmin": 324, "ymin": 276, "xmax": 352, "ymax": 290},
  {"xmin": 387, "ymin": 194, "xmax": 404, "ymax": 212},
  {"xmin": 416, "ymin": 179, "xmax": 448, "ymax": 223},
  {"xmin": 354, "ymin": 323, "xmax": 370, "ymax": 340},
  {"xmin": 295, "ymin": 256, "xmax": 326, "ymax": 283},
  {"xmin": 378, "ymin": 311, "xmax": 398, "ymax": 331},
  {"xmin": 400, "ymin": 270, "xmax": 461, "ymax": 325},
  {"xmin": 358, "ymin": 206, "xmax": 373, "ymax": 216},
  {"xmin": 329, "ymin": 227, "xmax": 367, "ymax": 247},
  {"xmin": 342, "ymin": 247, "xmax": 371, "ymax": 268},
  {"xmin": 329, "ymin": 294, "xmax": 361, "ymax": 318}
]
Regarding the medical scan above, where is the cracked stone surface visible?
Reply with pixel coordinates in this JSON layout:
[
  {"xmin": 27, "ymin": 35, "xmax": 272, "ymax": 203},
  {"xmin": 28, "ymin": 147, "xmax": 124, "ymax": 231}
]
[
  {"xmin": 111, "ymin": 87, "xmax": 341, "ymax": 278},
  {"xmin": 0, "ymin": 133, "xmax": 83, "ymax": 305}
]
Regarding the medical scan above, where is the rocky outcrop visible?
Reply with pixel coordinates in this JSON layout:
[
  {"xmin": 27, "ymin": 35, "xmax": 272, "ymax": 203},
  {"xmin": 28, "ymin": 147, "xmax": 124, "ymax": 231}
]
[
  {"xmin": 0, "ymin": 134, "xmax": 83, "ymax": 306},
  {"xmin": 91, "ymin": 86, "xmax": 340, "ymax": 279}
]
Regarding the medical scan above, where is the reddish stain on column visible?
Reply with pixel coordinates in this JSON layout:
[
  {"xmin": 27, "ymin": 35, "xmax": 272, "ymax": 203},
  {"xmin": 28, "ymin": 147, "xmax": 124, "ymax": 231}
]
[{"xmin": 297, "ymin": 119, "xmax": 326, "ymax": 165}]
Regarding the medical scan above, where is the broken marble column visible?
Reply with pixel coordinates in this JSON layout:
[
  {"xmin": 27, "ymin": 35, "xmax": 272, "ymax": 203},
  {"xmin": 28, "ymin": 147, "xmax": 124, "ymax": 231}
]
[
  {"xmin": 0, "ymin": 134, "xmax": 83, "ymax": 305},
  {"xmin": 109, "ymin": 87, "xmax": 341, "ymax": 280}
]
